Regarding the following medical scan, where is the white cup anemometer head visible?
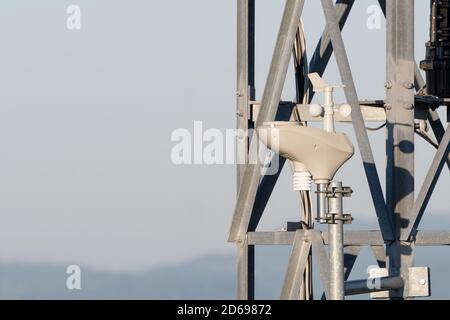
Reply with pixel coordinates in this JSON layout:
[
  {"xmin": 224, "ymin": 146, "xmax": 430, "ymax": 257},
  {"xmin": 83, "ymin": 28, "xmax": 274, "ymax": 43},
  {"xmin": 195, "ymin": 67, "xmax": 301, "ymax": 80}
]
[
  {"xmin": 338, "ymin": 103, "xmax": 352, "ymax": 118},
  {"xmin": 310, "ymin": 104, "xmax": 324, "ymax": 117},
  {"xmin": 308, "ymin": 103, "xmax": 352, "ymax": 118}
]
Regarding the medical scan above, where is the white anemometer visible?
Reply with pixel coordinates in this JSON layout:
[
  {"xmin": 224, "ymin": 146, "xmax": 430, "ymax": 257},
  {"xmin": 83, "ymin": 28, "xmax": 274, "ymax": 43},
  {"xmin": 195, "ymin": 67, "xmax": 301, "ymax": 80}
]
[{"xmin": 308, "ymin": 73, "xmax": 352, "ymax": 133}]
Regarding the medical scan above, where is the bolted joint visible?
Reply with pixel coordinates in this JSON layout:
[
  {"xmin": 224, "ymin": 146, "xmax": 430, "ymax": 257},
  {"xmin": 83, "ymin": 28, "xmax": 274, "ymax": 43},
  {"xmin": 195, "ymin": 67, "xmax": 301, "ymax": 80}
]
[
  {"xmin": 403, "ymin": 103, "xmax": 415, "ymax": 110},
  {"xmin": 321, "ymin": 213, "xmax": 353, "ymax": 225},
  {"xmin": 323, "ymin": 186, "xmax": 353, "ymax": 198},
  {"xmin": 385, "ymin": 81, "xmax": 393, "ymax": 89},
  {"xmin": 403, "ymin": 82, "xmax": 414, "ymax": 89}
]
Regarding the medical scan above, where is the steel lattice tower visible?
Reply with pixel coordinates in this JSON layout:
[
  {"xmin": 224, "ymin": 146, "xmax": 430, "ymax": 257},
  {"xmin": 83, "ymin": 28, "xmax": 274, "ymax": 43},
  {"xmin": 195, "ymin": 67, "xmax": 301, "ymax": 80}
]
[{"xmin": 229, "ymin": 0, "xmax": 450, "ymax": 300}]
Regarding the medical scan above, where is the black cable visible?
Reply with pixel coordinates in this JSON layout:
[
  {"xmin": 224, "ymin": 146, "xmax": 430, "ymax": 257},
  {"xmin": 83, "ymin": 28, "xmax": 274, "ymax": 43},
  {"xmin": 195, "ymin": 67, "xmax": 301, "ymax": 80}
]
[{"xmin": 366, "ymin": 122, "xmax": 387, "ymax": 131}]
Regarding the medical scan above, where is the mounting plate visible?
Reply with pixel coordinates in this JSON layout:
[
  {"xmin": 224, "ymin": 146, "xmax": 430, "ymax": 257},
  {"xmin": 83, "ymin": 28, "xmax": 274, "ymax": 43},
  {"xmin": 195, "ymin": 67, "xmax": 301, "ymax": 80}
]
[
  {"xmin": 408, "ymin": 267, "xmax": 430, "ymax": 298},
  {"xmin": 370, "ymin": 267, "xmax": 430, "ymax": 299}
]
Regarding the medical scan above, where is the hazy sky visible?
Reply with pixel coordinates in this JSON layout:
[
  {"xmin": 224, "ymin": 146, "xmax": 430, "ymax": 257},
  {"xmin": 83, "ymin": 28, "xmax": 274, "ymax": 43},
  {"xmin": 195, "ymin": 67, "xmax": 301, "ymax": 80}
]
[{"xmin": 0, "ymin": 0, "xmax": 449, "ymax": 272}]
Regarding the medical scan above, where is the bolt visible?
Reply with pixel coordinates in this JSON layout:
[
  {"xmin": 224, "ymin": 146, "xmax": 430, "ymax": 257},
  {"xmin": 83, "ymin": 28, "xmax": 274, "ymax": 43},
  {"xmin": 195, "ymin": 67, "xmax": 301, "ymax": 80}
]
[
  {"xmin": 403, "ymin": 82, "xmax": 414, "ymax": 89},
  {"xmin": 385, "ymin": 81, "xmax": 393, "ymax": 89},
  {"xmin": 237, "ymin": 91, "xmax": 244, "ymax": 97},
  {"xmin": 384, "ymin": 103, "xmax": 392, "ymax": 110},
  {"xmin": 419, "ymin": 279, "xmax": 427, "ymax": 286},
  {"xmin": 404, "ymin": 103, "xmax": 414, "ymax": 110}
]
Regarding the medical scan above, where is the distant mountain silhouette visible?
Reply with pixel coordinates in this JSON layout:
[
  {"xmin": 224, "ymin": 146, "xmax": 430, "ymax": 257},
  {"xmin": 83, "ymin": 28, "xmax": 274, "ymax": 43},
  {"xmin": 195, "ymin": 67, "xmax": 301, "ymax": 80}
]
[
  {"xmin": 1, "ymin": 245, "xmax": 450, "ymax": 299},
  {"xmin": 0, "ymin": 254, "xmax": 236, "ymax": 299}
]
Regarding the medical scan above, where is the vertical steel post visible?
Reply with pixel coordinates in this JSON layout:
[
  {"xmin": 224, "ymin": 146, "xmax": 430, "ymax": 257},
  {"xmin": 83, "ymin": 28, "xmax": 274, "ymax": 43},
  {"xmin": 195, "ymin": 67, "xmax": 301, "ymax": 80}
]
[
  {"xmin": 229, "ymin": 0, "xmax": 305, "ymax": 242},
  {"xmin": 233, "ymin": 0, "xmax": 304, "ymax": 300},
  {"xmin": 237, "ymin": 237, "xmax": 254, "ymax": 300},
  {"xmin": 328, "ymin": 182, "xmax": 345, "ymax": 300},
  {"xmin": 385, "ymin": 0, "xmax": 415, "ymax": 297},
  {"xmin": 236, "ymin": 0, "xmax": 255, "ymax": 300},
  {"xmin": 236, "ymin": 0, "xmax": 255, "ymax": 186}
]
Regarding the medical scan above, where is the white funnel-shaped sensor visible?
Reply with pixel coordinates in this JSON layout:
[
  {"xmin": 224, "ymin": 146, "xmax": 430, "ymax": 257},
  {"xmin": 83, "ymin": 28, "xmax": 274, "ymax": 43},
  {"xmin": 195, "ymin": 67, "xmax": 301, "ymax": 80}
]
[{"xmin": 258, "ymin": 122, "xmax": 354, "ymax": 181}]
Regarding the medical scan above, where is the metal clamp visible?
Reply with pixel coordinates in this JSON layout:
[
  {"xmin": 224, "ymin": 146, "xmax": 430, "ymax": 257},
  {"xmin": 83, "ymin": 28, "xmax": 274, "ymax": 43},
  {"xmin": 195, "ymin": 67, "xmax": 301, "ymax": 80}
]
[
  {"xmin": 315, "ymin": 186, "xmax": 353, "ymax": 198},
  {"xmin": 321, "ymin": 213, "xmax": 354, "ymax": 225}
]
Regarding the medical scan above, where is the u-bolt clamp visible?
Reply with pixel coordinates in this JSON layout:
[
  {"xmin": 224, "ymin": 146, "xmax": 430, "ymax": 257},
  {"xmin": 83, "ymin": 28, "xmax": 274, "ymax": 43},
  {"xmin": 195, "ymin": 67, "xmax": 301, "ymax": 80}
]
[
  {"xmin": 323, "ymin": 213, "xmax": 354, "ymax": 225},
  {"xmin": 323, "ymin": 185, "xmax": 353, "ymax": 224},
  {"xmin": 325, "ymin": 186, "xmax": 353, "ymax": 198}
]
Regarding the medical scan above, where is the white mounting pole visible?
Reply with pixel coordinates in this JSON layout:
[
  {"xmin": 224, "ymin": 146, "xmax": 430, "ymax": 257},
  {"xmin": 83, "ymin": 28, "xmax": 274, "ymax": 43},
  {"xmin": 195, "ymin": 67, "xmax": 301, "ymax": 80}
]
[
  {"xmin": 328, "ymin": 181, "xmax": 345, "ymax": 300},
  {"xmin": 323, "ymin": 86, "xmax": 335, "ymax": 133}
]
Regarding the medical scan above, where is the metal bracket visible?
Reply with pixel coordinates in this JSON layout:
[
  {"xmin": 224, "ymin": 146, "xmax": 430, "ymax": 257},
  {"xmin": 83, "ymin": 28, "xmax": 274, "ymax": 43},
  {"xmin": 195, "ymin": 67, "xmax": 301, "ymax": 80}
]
[
  {"xmin": 408, "ymin": 267, "xmax": 430, "ymax": 298},
  {"xmin": 369, "ymin": 267, "xmax": 431, "ymax": 299},
  {"xmin": 318, "ymin": 186, "xmax": 353, "ymax": 198},
  {"xmin": 369, "ymin": 268, "xmax": 389, "ymax": 299},
  {"xmin": 321, "ymin": 213, "xmax": 354, "ymax": 225}
]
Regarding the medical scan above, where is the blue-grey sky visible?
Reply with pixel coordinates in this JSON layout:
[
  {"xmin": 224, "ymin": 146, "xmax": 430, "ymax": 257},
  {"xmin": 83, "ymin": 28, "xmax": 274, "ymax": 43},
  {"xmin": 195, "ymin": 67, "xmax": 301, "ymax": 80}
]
[{"xmin": 0, "ymin": 0, "xmax": 449, "ymax": 273}]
